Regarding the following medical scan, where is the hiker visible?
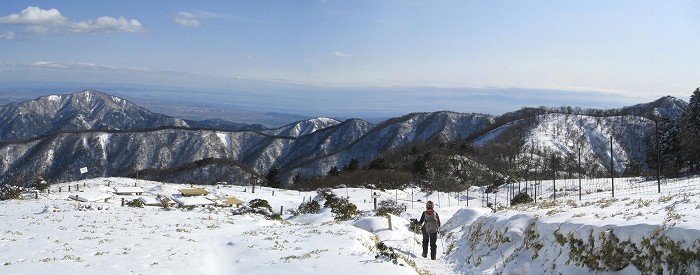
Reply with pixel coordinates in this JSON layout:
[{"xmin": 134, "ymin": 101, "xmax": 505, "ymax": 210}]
[{"xmin": 418, "ymin": 200, "xmax": 441, "ymax": 260}]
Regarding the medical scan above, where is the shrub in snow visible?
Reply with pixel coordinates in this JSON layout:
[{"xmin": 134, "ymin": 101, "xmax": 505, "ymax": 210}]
[
  {"xmin": 231, "ymin": 199, "xmax": 281, "ymax": 220},
  {"xmin": 33, "ymin": 178, "xmax": 50, "ymax": 192},
  {"xmin": 374, "ymin": 241, "xmax": 399, "ymax": 264},
  {"xmin": 248, "ymin": 198, "xmax": 273, "ymax": 212},
  {"xmin": 376, "ymin": 199, "xmax": 405, "ymax": 216},
  {"xmin": 510, "ymin": 192, "xmax": 533, "ymax": 206},
  {"xmin": 316, "ymin": 188, "xmax": 335, "ymax": 203},
  {"xmin": 127, "ymin": 199, "xmax": 144, "ymax": 208},
  {"xmin": 0, "ymin": 185, "xmax": 24, "ymax": 201},
  {"xmin": 317, "ymin": 189, "xmax": 359, "ymax": 221},
  {"xmin": 329, "ymin": 197, "xmax": 358, "ymax": 221},
  {"xmin": 156, "ymin": 195, "xmax": 172, "ymax": 210},
  {"xmin": 295, "ymin": 200, "xmax": 320, "ymax": 215}
]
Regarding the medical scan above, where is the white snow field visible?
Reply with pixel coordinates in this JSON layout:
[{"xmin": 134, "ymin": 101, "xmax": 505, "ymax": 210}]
[{"xmin": 1, "ymin": 176, "xmax": 699, "ymax": 274}]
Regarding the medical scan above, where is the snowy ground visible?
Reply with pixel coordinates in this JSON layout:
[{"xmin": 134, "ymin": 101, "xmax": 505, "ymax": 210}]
[{"xmin": 1, "ymin": 177, "xmax": 699, "ymax": 274}]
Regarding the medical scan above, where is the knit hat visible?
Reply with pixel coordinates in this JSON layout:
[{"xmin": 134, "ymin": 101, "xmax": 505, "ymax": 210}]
[{"xmin": 426, "ymin": 201, "xmax": 434, "ymax": 209}]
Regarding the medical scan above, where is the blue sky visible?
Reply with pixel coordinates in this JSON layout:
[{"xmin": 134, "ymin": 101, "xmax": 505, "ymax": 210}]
[{"xmin": 0, "ymin": 1, "xmax": 698, "ymax": 117}]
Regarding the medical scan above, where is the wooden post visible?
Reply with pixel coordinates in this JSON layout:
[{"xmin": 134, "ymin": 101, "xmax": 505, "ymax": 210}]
[
  {"xmin": 76, "ymin": 184, "xmax": 79, "ymax": 191},
  {"xmin": 655, "ymin": 118, "xmax": 661, "ymax": 193},
  {"xmin": 280, "ymin": 206, "xmax": 284, "ymax": 215},
  {"xmin": 121, "ymin": 198, "xmax": 125, "ymax": 206},
  {"xmin": 578, "ymin": 147, "xmax": 582, "ymax": 201},
  {"xmin": 35, "ymin": 192, "xmax": 38, "ymax": 199},
  {"xmin": 610, "ymin": 136, "xmax": 615, "ymax": 198},
  {"xmin": 272, "ymin": 191, "xmax": 275, "ymax": 196},
  {"xmin": 59, "ymin": 187, "xmax": 62, "ymax": 192},
  {"xmin": 387, "ymin": 215, "xmax": 393, "ymax": 231},
  {"xmin": 68, "ymin": 186, "xmax": 71, "ymax": 192}
]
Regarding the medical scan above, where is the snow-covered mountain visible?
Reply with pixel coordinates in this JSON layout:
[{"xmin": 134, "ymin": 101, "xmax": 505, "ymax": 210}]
[
  {"xmin": 621, "ymin": 95, "xmax": 688, "ymax": 119},
  {"xmin": 474, "ymin": 113, "xmax": 653, "ymax": 174},
  {"xmin": 0, "ymin": 112, "xmax": 493, "ymax": 185},
  {"xmin": 261, "ymin": 117, "xmax": 342, "ymax": 137},
  {"xmin": 0, "ymin": 90, "xmax": 688, "ymax": 186},
  {"xmin": 0, "ymin": 90, "xmax": 189, "ymax": 143}
]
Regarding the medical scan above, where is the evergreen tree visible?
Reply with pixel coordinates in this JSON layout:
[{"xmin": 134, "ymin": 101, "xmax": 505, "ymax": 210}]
[
  {"xmin": 343, "ymin": 158, "xmax": 360, "ymax": 172},
  {"xmin": 265, "ymin": 167, "xmax": 281, "ymax": 188},
  {"xmin": 679, "ymin": 88, "xmax": 700, "ymax": 172},
  {"xmin": 368, "ymin": 156, "xmax": 390, "ymax": 170},
  {"xmin": 327, "ymin": 166, "xmax": 341, "ymax": 176},
  {"xmin": 648, "ymin": 116, "xmax": 682, "ymax": 177},
  {"xmin": 412, "ymin": 156, "xmax": 429, "ymax": 175}
]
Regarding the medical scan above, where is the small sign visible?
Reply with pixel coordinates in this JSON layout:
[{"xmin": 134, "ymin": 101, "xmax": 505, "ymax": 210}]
[
  {"xmin": 80, "ymin": 167, "xmax": 88, "ymax": 174},
  {"xmin": 371, "ymin": 192, "xmax": 380, "ymax": 199}
]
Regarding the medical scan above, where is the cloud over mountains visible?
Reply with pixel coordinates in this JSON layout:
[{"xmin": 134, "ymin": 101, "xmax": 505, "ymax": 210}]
[{"xmin": 0, "ymin": 6, "xmax": 144, "ymax": 37}]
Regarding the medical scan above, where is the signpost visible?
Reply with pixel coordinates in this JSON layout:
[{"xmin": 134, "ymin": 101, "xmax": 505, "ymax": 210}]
[{"xmin": 372, "ymin": 192, "xmax": 380, "ymax": 211}]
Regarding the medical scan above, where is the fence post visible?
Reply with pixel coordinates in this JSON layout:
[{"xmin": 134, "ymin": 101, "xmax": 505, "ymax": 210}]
[
  {"xmin": 578, "ymin": 147, "xmax": 582, "ymax": 201},
  {"xmin": 655, "ymin": 118, "xmax": 661, "ymax": 193},
  {"xmin": 611, "ymin": 136, "xmax": 615, "ymax": 198}
]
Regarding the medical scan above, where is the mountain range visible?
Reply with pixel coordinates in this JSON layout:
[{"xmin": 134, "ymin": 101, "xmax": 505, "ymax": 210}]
[{"xmin": 0, "ymin": 90, "xmax": 688, "ymax": 186}]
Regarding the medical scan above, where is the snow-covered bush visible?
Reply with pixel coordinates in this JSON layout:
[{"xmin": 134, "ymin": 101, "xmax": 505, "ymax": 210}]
[
  {"xmin": 231, "ymin": 199, "xmax": 281, "ymax": 220},
  {"xmin": 374, "ymin": 241, "xmax": 398, "ymax": 264},
  {"xmin": 295, "ymin": 200, "xmax": 320, "ymax": 215},
  {"xmin": 126, "ymin": 199, "xmax": 144, "ymax": 208},
  {"xmin": 0, "ymin": 185, "xmax": 24, "ymax": 201},
  {"xmin": 376, "ymin": 199, "xmax": 405, "ymax": 216},
  {"xmin": 248, "ymin": 198, "xmax": 272, "ymax": 212},
  {"xmin": 329, "ymin": 197, "xmax": 358, "ymax": 221},
  {"xmin": 510, "ymin": 192, "xmax": 533, "ymax": 206},
  {"xmin": 318, "ymin": 189, "xmax": 358, "ymax": 221}
]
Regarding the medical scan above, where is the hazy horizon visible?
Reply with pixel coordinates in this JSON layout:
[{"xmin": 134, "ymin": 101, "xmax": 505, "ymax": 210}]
[{"xmin": 1, "ymin": 1, "xmax": 698, "ymax": 122}]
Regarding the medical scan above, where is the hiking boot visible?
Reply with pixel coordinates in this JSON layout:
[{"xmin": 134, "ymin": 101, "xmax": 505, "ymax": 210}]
[
  {"xmin": 431, "ymin": 256, "xmax": 436, "ymax": 260},
  {"xmin": 421, "ymin": 252, "xmax": 427, "ymax": 258}
]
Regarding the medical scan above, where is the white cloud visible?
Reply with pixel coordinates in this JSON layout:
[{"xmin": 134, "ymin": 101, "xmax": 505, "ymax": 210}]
[
  {"xmin": 0, "ymin": 6, "xmax": 69, "ymax": 25},
  {"xmin": 0, "ymin": 6, "xmax": 145, "ymax": 36},
  {"xmin": 0, "ymin": 31, "xmax": 14, "ymax": 40},
  {"xmin": 9, "ymin": 60, "xmax": 155, "ymax": 74},
  {"xmin": 334, "ymin": 51, "xmax": 351, "ymax": 58},
  {"xmin": 30, "ymin": 61, "xmax": 67, "ymax": 69},
  {"xmin": 69, "ymin": 16, "xmax": 145, "ymax": 34},
  {"xmin": 24, "ymin": 25, "xmax": 51, "ymax": 34},
  {"xmin": 174, "ymin": 12, "xmax": 201, "ymax": 27}
]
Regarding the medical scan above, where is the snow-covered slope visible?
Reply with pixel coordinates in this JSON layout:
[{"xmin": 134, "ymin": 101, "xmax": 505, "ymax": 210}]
[
  {"xmin": 2, "ymin": 176, "xmax": 698, "ymax": 274},
  {"xmin": 261, "ymin": 117, "xmax": 342, "ymax": 137},
  {"xmin": 475, "ymin": 113, "xmax": 654, "ymax": 174},
  {"xmin": 0, "ymin": 111, "xmax": 493, "ymax": 185},
  {"xmin": 0, "ymin": 91, "xmax": 688, "ymax": 186}
]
